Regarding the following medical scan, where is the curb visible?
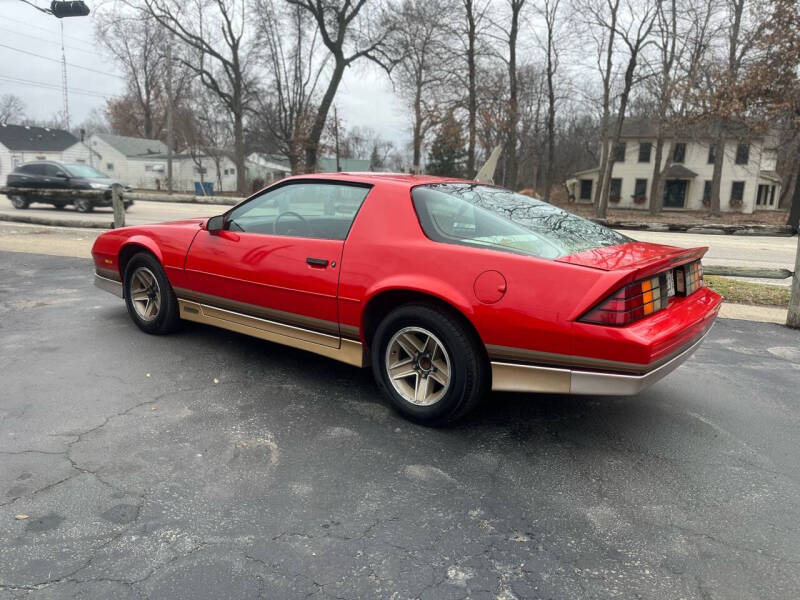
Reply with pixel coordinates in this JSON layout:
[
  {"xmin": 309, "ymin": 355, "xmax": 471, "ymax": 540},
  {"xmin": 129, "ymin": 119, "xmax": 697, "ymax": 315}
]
[{"xmin": 0, "ymin": 213, "xmax": 112, "ymax": 229}]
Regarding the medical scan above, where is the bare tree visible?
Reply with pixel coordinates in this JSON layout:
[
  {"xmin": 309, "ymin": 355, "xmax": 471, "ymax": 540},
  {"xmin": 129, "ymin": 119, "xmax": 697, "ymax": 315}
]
[
  {"xmin": 392, "ymin": 0, "xmax": 452, "ymax": 170},
  {"xmin": 0, "ymin": 94, "xmax": 26, "ymax": 124},
  {"xmin": 458, "ymin": 0, "xmax": 491, "ymax": 176},
  {"xmin": 135, "ymin": 0, "xmax": 255, "ymax": 193},
  {"xmin": 536, "ymin": 0, "xmax": 560, "ymax": 201},
  {"xmin": 286, "ymin": 0, "xmax": 398, "ymax": 172},
  {"xmin": 575, "ymin": 0, "xmax": 621, "ymax": 214},
  {"xmin": 596, "ymin": 0, "xmax": 659, "ymax": 219},
  {"xmin": 95, "ymin": 11, "xmax": 167, "ymax": 139},
  {"xmin": 254, "ymin": 0, "xmax": 327, "ymax": 173}
]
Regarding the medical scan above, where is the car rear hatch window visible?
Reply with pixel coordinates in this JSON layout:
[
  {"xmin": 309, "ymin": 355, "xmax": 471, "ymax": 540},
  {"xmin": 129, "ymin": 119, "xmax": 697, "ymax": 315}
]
[{"xmin": 412, "ymin": 183, "xmax": 631, "ymax": 259}]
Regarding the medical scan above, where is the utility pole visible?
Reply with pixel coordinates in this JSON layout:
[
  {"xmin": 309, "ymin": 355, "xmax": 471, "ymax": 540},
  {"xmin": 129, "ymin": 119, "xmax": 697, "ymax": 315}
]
[
  {"xmin": 59, "ymin": 20, "xmax": 70, "ymax": 129},
  {"xmin": 334, "ymin": 105, "xmax": 341, "ymax": 172},
  {"xmin": 788, "ymin": 234, "xmax": 800, "ymax": 329},
  {"xmin": 166, "ymin": 36, "xmax": 174, "ymax": 194}
]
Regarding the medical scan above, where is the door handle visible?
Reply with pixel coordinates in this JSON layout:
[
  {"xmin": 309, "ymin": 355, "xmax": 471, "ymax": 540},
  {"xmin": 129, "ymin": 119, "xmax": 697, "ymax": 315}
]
[{"xmin": 306, "ymin": 257, "xmax": 328, "ymax": 267}]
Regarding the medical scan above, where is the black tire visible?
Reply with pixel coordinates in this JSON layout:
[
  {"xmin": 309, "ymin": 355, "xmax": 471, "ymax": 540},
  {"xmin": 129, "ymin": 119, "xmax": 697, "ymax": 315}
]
[
  {"xmin": 10, "ymin": 196, "xmax": 29, "ymax": 209},
  {"xmin": 123, "ymin": 252, "xmax": 181, "ymax": 335},
  {"xmin": 74, "ymin": 197, "xmax": 93, "ymax": 213},
  {"xmin": 53, "ymin": 201, "xmax": 67, "ymax": 210},
  {"xmin": 371, "ymin": 303, "xmax": 488, "ymax": 425}
]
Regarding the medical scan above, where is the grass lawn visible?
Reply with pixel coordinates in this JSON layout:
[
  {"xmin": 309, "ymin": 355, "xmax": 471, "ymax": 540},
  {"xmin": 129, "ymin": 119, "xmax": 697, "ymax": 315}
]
[{"xmin": 704, "ymin": 276, "xmax": 791, "ymax": 307}]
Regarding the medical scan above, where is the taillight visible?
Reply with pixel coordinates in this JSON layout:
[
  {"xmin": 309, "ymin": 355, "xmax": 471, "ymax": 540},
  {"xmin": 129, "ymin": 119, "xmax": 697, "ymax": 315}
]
[
  {"xmin": 580, "ymin": 274, "xmax": 671, "ymax": 326},
  {"xmin": 676, "ymin": 261, "xmax": 703, "ymax": 295}
]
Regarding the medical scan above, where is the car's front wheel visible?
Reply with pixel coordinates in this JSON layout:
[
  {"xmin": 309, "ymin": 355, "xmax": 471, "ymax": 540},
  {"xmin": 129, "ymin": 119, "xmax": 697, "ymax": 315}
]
[
  {"xmin": 53, "ymin": 201, "xmax": 67, "ymax": 210},
  {"xmin": 10, "ymin": 196, "xmax": 29, "ymax": 209},
  {"xmin": 371, "ymin": 304, "xmax": 488, "ymax": 425},
  {"xmin": 74, "ymin": 197, "xmax": 93, "ymax": 213},
  {"xmin": 123, "ymin": 253, "xmax": 181, "ymax": 334}
]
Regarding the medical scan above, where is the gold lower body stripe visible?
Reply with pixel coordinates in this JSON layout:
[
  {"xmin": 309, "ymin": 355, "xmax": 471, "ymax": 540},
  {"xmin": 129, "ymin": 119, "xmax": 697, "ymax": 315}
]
[{"xmin": 178, "ymin": 299, "xmax": 365, "ymax": 367}]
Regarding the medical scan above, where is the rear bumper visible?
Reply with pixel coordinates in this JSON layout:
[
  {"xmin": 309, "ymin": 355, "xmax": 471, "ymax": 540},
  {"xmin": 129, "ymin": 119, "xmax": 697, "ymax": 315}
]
[{"xmin": 491, "ymin": 325, "xmax": 711, "ymax": 396}]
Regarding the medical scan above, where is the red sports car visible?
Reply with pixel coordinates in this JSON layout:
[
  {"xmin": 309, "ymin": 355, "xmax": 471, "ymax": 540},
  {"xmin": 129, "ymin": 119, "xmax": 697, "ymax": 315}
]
[{"xmin": 92, "ymin": 174, "xmax": 721, "ymax": 424}]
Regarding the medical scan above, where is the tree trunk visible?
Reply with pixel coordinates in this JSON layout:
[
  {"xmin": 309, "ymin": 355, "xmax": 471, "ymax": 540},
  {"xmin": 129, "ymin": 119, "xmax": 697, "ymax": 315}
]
[
  {"xmin": 649, "ymin": 137, "xmax": 670, "ymax": 215},
  {"xmin": 596, "ymin": 53, "xmax": 637, "ymax": 219},
  {"xmin": 544, "ymin": 61, "xmax": 555, "ymax": 202},
  {"xmin": 780, "ymin": 162, "xmax": 799, "ymax": 209},
  {"xmin": 709, "ymin": 134, "xmax": 724, "ymax": 217},
  {"xmin": 505, "ymin": 5, "xmax": 519, "ymax": 191},
  {"xmin": 413, "ymin": 86, "xmax": 423, "ymax": 168},
  {"xmin": 787, "ymin": 176, "xmax": 800, "ymax": 232},
  {"xmin": 787, "ymin": 221, "xmax": 800, "ymax": 328},
  {"xmin": 233, "ymin": 109, "xmax": 246, "ymax": 194},
  {"xmin": 305, "ymin": 59, "xmax": 346, "ymax": 173},
  {"xmin": 465, "ymin": 1, "xmax": 477, "ymax": 176}
]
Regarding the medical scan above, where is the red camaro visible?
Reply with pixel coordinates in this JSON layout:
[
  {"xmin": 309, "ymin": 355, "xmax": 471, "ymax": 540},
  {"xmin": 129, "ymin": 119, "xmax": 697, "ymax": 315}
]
[{"xmin": 92, "ymin": 174, "xmax": 721, "ymax": 424}]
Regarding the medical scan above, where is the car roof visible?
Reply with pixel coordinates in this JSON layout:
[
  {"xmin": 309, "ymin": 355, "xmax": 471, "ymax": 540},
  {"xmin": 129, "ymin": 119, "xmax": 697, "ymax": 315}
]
[{"xmin": 284, "ymin": 172, "xmax": 478, "ymax": 188}]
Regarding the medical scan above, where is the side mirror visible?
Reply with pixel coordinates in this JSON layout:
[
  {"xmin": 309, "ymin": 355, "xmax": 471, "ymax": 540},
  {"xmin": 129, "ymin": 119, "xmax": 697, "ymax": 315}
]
[{"xmin": 206, "ymin": 215, "xmax": 225, "ymax": 233}]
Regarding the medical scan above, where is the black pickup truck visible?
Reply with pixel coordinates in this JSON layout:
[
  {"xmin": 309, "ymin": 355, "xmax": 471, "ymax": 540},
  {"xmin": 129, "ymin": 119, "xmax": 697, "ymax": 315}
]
[{"xmin": 5, "ymin": 160, "xmax": 133, "ymax": 213}]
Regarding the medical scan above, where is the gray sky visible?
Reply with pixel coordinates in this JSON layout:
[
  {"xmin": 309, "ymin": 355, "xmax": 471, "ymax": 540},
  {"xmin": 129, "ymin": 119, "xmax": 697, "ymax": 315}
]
[{"xmin": 0, "ymin": 0, "xmax": 409, "ymax": 149}]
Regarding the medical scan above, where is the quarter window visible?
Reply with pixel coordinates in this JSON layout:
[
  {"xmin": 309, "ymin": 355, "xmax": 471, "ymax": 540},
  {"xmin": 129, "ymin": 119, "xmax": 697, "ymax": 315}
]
[{"xmin": 225, "ymin": 182, "xmax": 371, "ymax": 240}]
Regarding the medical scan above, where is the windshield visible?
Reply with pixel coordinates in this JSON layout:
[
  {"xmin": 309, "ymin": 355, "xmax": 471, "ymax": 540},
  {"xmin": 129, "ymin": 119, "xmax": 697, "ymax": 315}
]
[
  {"xmin": 412, "ymin": 183, "xmax": 631, "ymax": 260},
  {"xmin": 64, "ymin": 164, "xmax": 108, "ymax": 178}
]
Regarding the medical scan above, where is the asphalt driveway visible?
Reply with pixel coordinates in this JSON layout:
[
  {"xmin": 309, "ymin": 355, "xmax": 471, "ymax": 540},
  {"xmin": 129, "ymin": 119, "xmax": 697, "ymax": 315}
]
[{"xmin": 1, "ymin": 250, "xmax": 799, "ymax": 599}]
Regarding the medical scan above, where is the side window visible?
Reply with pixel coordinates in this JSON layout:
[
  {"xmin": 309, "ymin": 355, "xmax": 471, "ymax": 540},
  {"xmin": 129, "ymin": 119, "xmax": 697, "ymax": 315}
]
[
  {"xmin": 43, "ymin": 164, "xmax": 65, "ymax": 177},
  {"xmin": 22, "ymin": 164, "xmax": 45, "ymax": 175},
  {"xmin": 225, "ymin": 182, "xmax": 371, "ymax": 240}
]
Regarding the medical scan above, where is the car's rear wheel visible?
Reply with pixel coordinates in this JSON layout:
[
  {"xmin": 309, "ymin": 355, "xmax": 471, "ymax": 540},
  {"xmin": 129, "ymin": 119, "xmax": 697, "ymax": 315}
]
[
  {"xmin": 10, "ymin": 196, "xmax": 29, "ymax": 209},
  {"xmin": 371, "ymin": 304, "xmax": 488, "ymax": 425},
  {"xmin": 123, "ymin": 253, "xmax": 181, "ymax": 334},
  {"xmin": 74, "ymin": 197, "xmax": 93, "ymax": 213},
  {"xmin": 53, "ymin": 201, "xmax": 67, "ymax": 210}
]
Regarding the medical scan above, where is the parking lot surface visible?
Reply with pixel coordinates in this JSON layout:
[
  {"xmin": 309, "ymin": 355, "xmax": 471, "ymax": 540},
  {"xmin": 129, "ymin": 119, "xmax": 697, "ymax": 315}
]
[{"xmin": 1, "ymin": 251, "xmax": 799, "ymax": 599}]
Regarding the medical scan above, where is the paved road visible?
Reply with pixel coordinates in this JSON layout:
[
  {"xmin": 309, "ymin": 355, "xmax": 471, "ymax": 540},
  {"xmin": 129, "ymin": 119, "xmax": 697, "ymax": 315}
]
[
  {"xmin": 0, "ymin": 194, "xmax": 226, "ymax": 227},
  {"xmin": 1, "ymin": 251, "xmax": 799, "ymax": 599}
]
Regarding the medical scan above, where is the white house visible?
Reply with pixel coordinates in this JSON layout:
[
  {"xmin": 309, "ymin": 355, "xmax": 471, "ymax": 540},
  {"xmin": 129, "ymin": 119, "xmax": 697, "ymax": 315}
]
[
  {"xmin": 567, "ymin": 121, "xmax": 782, "ymax": 214},
  {"xmin": 0, "ymin": 123, "xmax": 92, "ymax": 183},
  {"xmin": 87, "ymin": 133, "xmax": 170, "ymax": 190}
]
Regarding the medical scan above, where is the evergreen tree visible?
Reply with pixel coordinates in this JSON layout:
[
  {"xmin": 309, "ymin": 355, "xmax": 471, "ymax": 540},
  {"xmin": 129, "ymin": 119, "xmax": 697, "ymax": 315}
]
[{"xmin": 426, "ymin": 113, "xmax": 467, "ymax": 177}]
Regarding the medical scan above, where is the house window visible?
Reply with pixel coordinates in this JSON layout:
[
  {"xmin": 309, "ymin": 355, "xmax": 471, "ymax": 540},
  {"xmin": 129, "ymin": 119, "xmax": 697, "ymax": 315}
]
[
  {"xmin": 730, "ymin": 181, "xmax": 745, "ymax": 206},
  {"xmin": 703, "ymin": 180, "xmax": 712, "ymax": 205},
  {"xmin": 770, "ymin": 185, "xmax": 776, "ymax": 205},
  {"xmin": 757, "ymin": 184, "xmax": 777, "ymax": 207},
  {"xmin": 229, "ymin": 167, "xmax": 235, "ymax": 175},
  {"xmin": 223, "ymin": 168, "xmax": 229, "ymax": 175},
  {"xmin": 579, "ymin": 179, "xmax": 593, "ymax": 200},
  {"xmin": 145, "ymin": 165, "xmax": 153, "ymax": 172},
  {"xmin": 707, "ymin": 144, "xmax": 716, "ymax": 164},
  {"xmin": 106, "ymin": 163, "xmax": 114, "ymax": 171},
  {"xmin": 610, "ymin": 178, "xmax": 622, "ymax": 201},
  {"xmin": 735, "ymin": 143, "xmax": 749, "ymax": 165},
  {"xmin": 634, "ymin": 178, "xmax": 647, "ymax": 199},
  {"xmin": 613, "ymin": 142, "xmax": 626, "ymax": 162},
  {"xmin": 638, "ymin": 142, "xmax": 651, "ymax": 163},
  {"xmin": 195, "ymin": 166, "xmax": 207, "ymax": 175},
  {"xmin": 672, "ymin": 143, "xmax": 686, "ymax": 163}
]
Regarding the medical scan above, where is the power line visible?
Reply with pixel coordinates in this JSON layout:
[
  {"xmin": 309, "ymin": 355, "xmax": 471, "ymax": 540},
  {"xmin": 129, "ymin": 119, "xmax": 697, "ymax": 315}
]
[
  {"xmin": 0, "ymin": 75, "xmax": 115, "ymax": 99},
  {"xmin": 17, "ymin": 0, "xmax": 49, "ymax": 15},
  {"xmin": 4, "ymin": 14, "xmax": 98, "ymax": 48},
  {"xmin": 0, "ymin": 26, "xmax": 101, "ymax": 56},
  {"xmin": 0, "ymin": 43, "xmax": 125, "ymax": 80}
]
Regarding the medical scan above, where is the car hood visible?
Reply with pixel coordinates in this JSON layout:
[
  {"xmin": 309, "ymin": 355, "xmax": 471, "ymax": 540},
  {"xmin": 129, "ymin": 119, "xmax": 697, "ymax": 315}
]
[{"xmin": 556, "ymin": 241, "xmax": 707, "ymax": 272}]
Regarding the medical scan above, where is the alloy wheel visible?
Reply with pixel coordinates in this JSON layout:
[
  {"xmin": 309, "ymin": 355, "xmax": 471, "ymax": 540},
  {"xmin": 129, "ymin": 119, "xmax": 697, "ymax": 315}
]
[
  {"xmin": 129, "ymin": 267, "xmax": 161, "ymax": 322},
  {"xmin": 385, "ymin": 326, "xmax": 451, "ymax": 406}
]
